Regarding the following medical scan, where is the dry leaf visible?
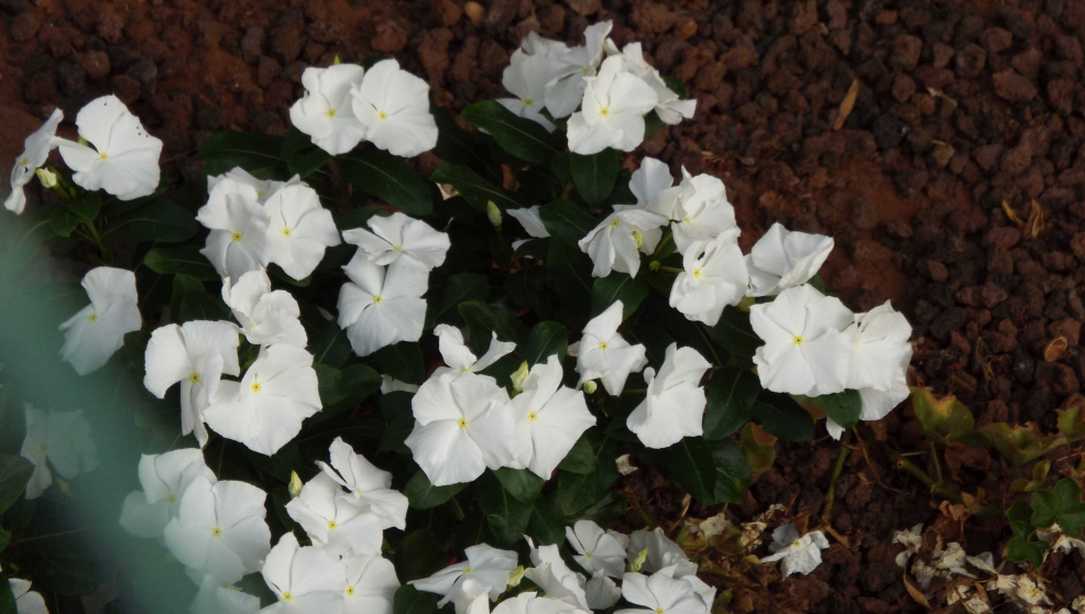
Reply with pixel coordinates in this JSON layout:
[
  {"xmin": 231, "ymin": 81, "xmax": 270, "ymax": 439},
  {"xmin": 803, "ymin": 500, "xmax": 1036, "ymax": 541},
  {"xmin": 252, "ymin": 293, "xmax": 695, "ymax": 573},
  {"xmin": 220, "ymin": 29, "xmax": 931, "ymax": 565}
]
[
  {"xmin": 1000, "ymin": 199, "xmax": 1023, "ymax": 225},
  {"xmin": 1026, "ymin": 199, "xmax": 1045, "ymax": 238},
  {"xmin": 903, "ymin": 573, "xmax": 932, "ymax": 608},
  {"xmin": 1044, "ymin": 336, "xmax": 1068, "ymax": 363},
  {"xmin": 833, "ymin": 78, "xmax": 860, "ymax": 130}
]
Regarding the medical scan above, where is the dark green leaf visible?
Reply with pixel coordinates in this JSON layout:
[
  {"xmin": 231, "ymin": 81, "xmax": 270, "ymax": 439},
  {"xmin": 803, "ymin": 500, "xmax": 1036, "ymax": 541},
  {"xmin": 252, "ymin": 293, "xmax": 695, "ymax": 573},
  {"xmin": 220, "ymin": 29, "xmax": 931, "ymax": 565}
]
[
  {"xmin": 538, "ymin": 199, "xmax": 596, "ymax": 245},
  {"xmin": 0, "ymin": 455, "xmax": 34, "ymax": 514},
  {"xmin": 371, "ymin": 343, "xmax": 425, "ymax": 384},
  {"xmin": 754, "ymin": 394, "xmax": 814, "ymax": 442},
  {"xmin": 393, "ymin": 585, "xmax": 439, "ymax": 614},
  {"xmin": 527, "ymin": 499, "xmax": 567, "ymax": 544},
  {"xmin": 462, "ymin": 101, "xmax": 559, "ymax": 164},
  {"xmin": 434, "ymin": 108, "xmax": 492, "ymax": 173},
  {"xmin": 1031, "ymin": 478, "xmax": 1085, "ymax": 534},
  {"xmin": 0, "ymin": 528, "xmax": 9, "ymax": 554},
  {"xmin": 432, "ymin": 162, "xmax": 522, "ymax": 211},
  {"xmin": 171, "ymin": 274, "xmax": 229, "ymax": 321},
  {"xmin": 555, "ymin": 437, "xmax": 619, "ymax": 516},
  {"xmin": 200, "ymin": 131, "xmax": 284, "ymax": 177},
  {"xmin": 433, "ymin": 273, "xmax": 490, "ymax": 324},
  {"xmin": 144, "ymin": 246, "xmax": 219, "ymax": 280},
  {"xmin": 281, "ymin": 128, "xmax": 331, "ymax": 178},
  {"xmin": 557, "ymin": 436, "xmax": 596, "ymax": 475},
  {"xmin": 654, "ymin": 439, "xmax": 716, "ymax": 503},
  {"xmin": 1006, "ymin": 534, "xmax": 1045, "ymax": 567},
  {"xmin": 703, "ymin": 368, "xmax": 760, "ymax": 440},
  {"xmin": 591, "ymin": 274, "xmax": 649, "ymax": 319},
  {"xmin": 48, "ymin": 198, "xmax": 102, "ymax": 238},
  {"xmin": 570, "ymin": 149, "xmax": 621, "ymax": 204},
  {"xmin": 311, "ymin": 318, "xmax": 352, "ymax": 368},
  {"xmin": 713, "ymin": 440, "xmax": 752, "ymax": 503},
  {"xmin": 457, "ymin": 301, "xmax": 525, "ymax": 347},
  {"xmin": 316, "ymin": 363, "xmax": 380, "ymax": 409},
  {"xmin": 706, "ymin": 307, "xmax": 760, "ymax": 366},
  {"xmin": 493, "ymin": 468, "xmax": 545, "ymax": 502},
  {"xmin": 805, "ymin": 389, "xmax": 863, "ymax": 430},
  {"xmin": 102, "ymin": 198, "xmax": 198, "ymax": 245},
  {"xmin": 342, "ymin": 148, "xmax": 437, "ymax": 216},
  {"xmin": 545, "ymin": 238, "xmax": 592, "ymax": 318},
  {"xmin": 379, "ymin": 392, "xmax": 415, "ymax": 455},
  {"xmin": 0, "ymin": 576, "xmax": 15, "ymax": 614},
  {"xmin": 405, "ymin": 470, "xmax": 466, "ymax": 510},
  {"xmin": 522, "ymin": 321, "xmax": 568, "ymax": 365},
  {"xmin": 480, "ymin": 473, "xmax": 533, "ymax": 544}
]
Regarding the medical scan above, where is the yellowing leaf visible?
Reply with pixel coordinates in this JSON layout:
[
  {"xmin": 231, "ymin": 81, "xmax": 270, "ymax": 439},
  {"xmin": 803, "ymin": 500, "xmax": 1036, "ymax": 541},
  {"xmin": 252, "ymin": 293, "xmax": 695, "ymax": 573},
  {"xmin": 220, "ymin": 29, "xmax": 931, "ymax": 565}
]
[{"xmin": 911, "ymin": 387, "xmax": 975, "ymax": 443}]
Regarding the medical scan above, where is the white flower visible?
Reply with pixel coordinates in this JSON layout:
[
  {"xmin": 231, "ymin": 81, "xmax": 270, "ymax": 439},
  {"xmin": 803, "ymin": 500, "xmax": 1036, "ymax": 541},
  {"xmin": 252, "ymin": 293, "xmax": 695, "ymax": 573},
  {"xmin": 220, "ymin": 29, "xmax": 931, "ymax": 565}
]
[
  {"xmin": 7, "ymin": 576, "xmax": 48, "ymax": 614},
  {"xmin": 221, "ymin": 270, "xmax": 307, "ymax": 348},
  {"xmin": 614, "ymin": 42, "xmax": 696, "ymax": 125},
  {"xmin": 405, "ymin": 372, "xmax": 515, "ymax": 486},
  {"xmin": 760, "ymin": 524, "xmax": 829, "ymax": 577},
  {"xmin": 826, "ymin": 302, "xmax": 913, "ymax": 439},
  {"xmin": 337, "ymin": 256, "xmax": 429, "ymax": 358},
  {"xmin": 411, "ymin": 543, "xmax": 519, "ymax": 610},
  {"xmin": 197, "ymin": 178, "xmax": 271, "ymax": 281},
  {"xmin": 59, "ymin": 266, "xmax": 141, "ymax": 375},
  {"xmin": 434, "ymin": 324, "xmax": 517, "ymax": 380},
  {"xmin": 585, "ymin": 572, "xmax": 621, "ymax": 610},
  {"xmin": 143, "ymin": 321, "xmax": 241, "ymax": 447},
  {"xmin": 261, "ymin": 532, "xmax": 346, "ymax": 613},
  {"xmin": 749, "ymin": 284, "xmax": 852, "ymax": 396},
  {"xmin": 207, "ymin": 167, "xmax": 296, "ymax": 204},
  {"xmin": 524, "ymin": 539, "xmax": 589, "ymax": 610},
  {"xmin": 577, "ymin": 208, "xmax": 666, "ymax": 278},
  {"xmin": 627, "ymin": 344, "xmax": 711, "ymax": 449},
  {"xmin": 669, "ymin": 230, "xmax": 749, "ymax": 326},
  {"xmin": 543, "ymin": 21, "xmax": 612, "ymax": 119},
  {"xmin": 20, "ymin": 405, "xmax": 98, "ymax": 500},
  {"xmin": 489, "ymin": 592, "xmax": 592, "ymax": 614},
  {"xmin": 340, "ymin": 554, "xmax": 399, "ymax": 614},
  {"xmin": 163, "ymin": 476, "xmax": 271, "ymax": 584},
  {"xmin": 285, "ymin": 472, "xmax": 383, "ymax": 558},
  {"xmin": 680, "ymin": 573, "xmax": 717, "ymax": 612},
  {"xmin": 566, "ymin": 520, "xmax": 628, "ymax": 578},
  {"xmin": 316, "ymin": 436, "xmax": 408, "ymax": 531},
  {"xmin": 263, "ymin": 183, "xmax": 341, "ymax": 280},
  {"xmin": 671, "ymin": 171, "xmax": 737, "ymax": 254},
  {"xmin": 571, "ymin": 301, "xmax": 648, "ymax": 396},
  {"xmin": 503, "ymin": 356, "xmax": 595, "ymax": 479},
  {"xmin": 56, "ymin": 95, "xmax": 162, "ymax": 200},
  {"xmin": 746, "ymin": 223, "xmax": 834, "ymax": 297},
  {"xmin": 203, "ymin": 344, "xmax": 322, "ymax": 456},
  {"xmin": 629, "ymin": 157, "xmax": 685, "ymax": 218},
  {"xmin": 499, "ymin": 51, "xmax": 559, "ymax": 131},
  {"xmin": 191, "ymin": 577, "xmax": 261, "ymax": 614},
  {"xmin": 342, "ymin": 212, "xmax": 450, "ymax": 270},
  {"xmin": 290, "ymin": 63, "xmax": 368, "ymax": 155},
  {"xmin": 380, "ymin": 375, "xmax": 419, "ymax": 395},
  {"xmin": 5, "ymin": 108, "xmax": 62, "ymax": 215},
  {"xmin": 567, "ymin": 55, "xmax": 659, "ymax": 155},
  {"xmin": 507, "ymin": 206, "xmax": 551, "ymax": 239},
  {"xmin": 350, "ymin": 59, "xmax": 438, "ymax": 158},
  {"xmin": 119, "ymin": 448, "xmax": 214, "ymax": 539},
  {"xmin": 616, "ymin": 567, "xmax": 709, "ymax": 614},
  {"xmin": 626, "ymin": 528, "xmax": 697, "ymax": 577}
]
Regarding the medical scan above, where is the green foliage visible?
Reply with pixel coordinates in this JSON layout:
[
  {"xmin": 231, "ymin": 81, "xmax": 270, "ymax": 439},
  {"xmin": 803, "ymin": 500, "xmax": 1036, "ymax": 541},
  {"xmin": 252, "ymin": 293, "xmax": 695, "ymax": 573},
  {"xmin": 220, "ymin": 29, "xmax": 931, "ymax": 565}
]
[
  {"xmin": 0, "ymin": 456, "xmax": 34, "ymax": 515},
  {"xmin": 405, "ymin": 471, "xmax": 466, "ymax": 510},
  {"xmin": 462, "ymin": 101, "xmax": 559, "ymax": 164},
  {"xmin": 342, "ymin": 149, "xmax": 437, "ymax": 216},
  {"xmin": 569, "ymin": 149, "xmax": 621, "ymax": 204},
  {"xmin": 392, "ymin": 585, "xmax": 438, "ymax": 614}
]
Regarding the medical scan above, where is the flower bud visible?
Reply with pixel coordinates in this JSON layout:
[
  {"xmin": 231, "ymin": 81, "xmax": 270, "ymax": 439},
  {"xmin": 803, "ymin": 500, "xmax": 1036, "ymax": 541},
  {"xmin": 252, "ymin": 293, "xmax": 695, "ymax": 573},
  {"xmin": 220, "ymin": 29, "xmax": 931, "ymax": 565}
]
[
  {"xmin": 289, "ymin": 470, "xmax": 303, "ymax": 498},
  {"xmin": 582, "ymin": 380, "xmax": 598, "ymax": 395},
  {"xmin": 629, "ymin": 547, "xmax": 649, "ymax": 572},
  {"xmin": 510, "ymin": 361, "xmax": 530, "ymax": 393},
  {"xmin": 332, "ymin": 53, "xmax": 343, "ymax": 65},
  {"xmin": 35, "ymin": 167, "xmax": 58, "ymax": 188},
  {"xmin": 507, "ymin": 565, "xmax": 526, "ymax": 588},
  {"xmin": 486, "ymin": 200, "xmax": 502, "ymax": 229},
  {"xmin": 649, "ymin": 260, "xmax": 662, "ymax": 272}
]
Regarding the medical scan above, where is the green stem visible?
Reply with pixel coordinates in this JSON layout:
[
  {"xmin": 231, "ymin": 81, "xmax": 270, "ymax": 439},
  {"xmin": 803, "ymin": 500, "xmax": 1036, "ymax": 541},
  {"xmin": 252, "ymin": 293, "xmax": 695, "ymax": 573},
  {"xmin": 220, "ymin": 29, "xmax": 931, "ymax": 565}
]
[
  {"xmin": 653, "ymin": 264, "xmax": 682, "ymax": 274},
  {"xmin": 821, "ymin": 443, "xmax": 850, "ymax": 525},
  {"xmin": 893, "ymin": 454, "xmax": 961, "ymax": 502}
]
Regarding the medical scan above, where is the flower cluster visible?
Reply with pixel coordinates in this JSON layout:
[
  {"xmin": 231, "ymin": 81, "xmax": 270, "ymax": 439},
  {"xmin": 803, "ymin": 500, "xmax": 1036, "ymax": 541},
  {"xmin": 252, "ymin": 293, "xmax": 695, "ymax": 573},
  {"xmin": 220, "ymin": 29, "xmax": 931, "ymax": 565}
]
[
  {"xmin": 412, "ymin": 522, "xmax": 714, "ymax": 614},
  {"xmin": 118, "ymin": 438, "xmax": 405, "ymax": 614},
  {"xmin": 499, "ymin": 21, "xmax": 695, "ymax": 154}
]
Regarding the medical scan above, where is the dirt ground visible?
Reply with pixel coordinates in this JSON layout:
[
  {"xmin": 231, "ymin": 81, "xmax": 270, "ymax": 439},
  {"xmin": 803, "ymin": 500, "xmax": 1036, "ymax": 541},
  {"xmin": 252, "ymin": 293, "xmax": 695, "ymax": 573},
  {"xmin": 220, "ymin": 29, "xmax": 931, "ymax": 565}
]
[{"xmin": 4, "ymin": 0, "xmax": 1085, "ymax": 611}]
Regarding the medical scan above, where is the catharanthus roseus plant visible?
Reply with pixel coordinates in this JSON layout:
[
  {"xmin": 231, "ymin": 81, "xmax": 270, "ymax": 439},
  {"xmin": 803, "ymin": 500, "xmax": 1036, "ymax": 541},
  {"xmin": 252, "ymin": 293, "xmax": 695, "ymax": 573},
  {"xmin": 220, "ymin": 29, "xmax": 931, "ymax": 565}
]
[{"xmin": 0, "ymin": 19, "xmax": 917, "ymax": 614}]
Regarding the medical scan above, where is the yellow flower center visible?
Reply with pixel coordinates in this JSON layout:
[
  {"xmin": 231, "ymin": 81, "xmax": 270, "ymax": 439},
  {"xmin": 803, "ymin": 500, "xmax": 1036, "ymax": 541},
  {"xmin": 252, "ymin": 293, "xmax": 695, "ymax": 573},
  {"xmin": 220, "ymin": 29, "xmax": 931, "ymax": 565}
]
[
  {"xmin": 282, "ymin": 591, "xmax": 294, "ymax": 602},
  {"xmin": 457, "ymin": 417, "xmax": 469, "ymax": 430},
  {"xmin": 327, "ymin": 520, "xmax": 338, "ymax": 530},
  {"xmin": 189, "ymin": 372, "xmax": 201, "ymax": 384},
  {"xmin": 392, "ymin": 244, "xmax": 403, "ymax": 252},
  {"xmin": 378, "ymin": 110, "xmax": 388, "ymax": 120},
  {"xmin": 17, "ymin": 157, "xmax": 29, "ymax": 167},
  {"xmin": 87, "ymin": 312, "xmax": 98, "ymax": 322},
  {"xmin": 281, "ymin": 227, "xmax": 292, "ymax": 237},
  {"xmin": 98, "ymin": 151, "xmax": 109, "ymax": 160},
  {"xmin": 608, "ymin": 218, "xmax": 622, "ymax": 229},
  {"xmin": 250, "ymin": 382, "xmax": 263, "ymax": 393},
  {"xmin": 527, "ymin": 410, "xmax": 539, "ymax": 422},
  {"xmin": 372, "ymin": 294, "xmax": 384, "ymax": 304},
  {"xmin": 231, "ymin": 231, "xmax": 243, "ymax": 242},
  {"xmin": 599, "ymin": 106, "xmax": 610, "ymax": 117},
  {"xmin": 463, "ymin": 566, "xmax": 474, "ymax": 574},
  {"xmin": 655, "ymin": 609, "xmax": 665, "ymax": 614},
  {"xmin": 345, "ymin": 585, "xmax": 355, "ymax": 597},
  {"xmin": 211, "ymin": 527, "xmax": 223, "ymax": 538},
  {"xmin": 597, "ymin": 341, "xmax": 608, "ymax": 350},
  {"xmin": 692, "ymin": 267, "xmax": 703, "ymax": 280},
  {"xmin": 167, "ymin": 494, "xmax": 177, "ymax": 504},
  {"xmin": 522, "ymin": 97, "xmax": 534, "ymax": 107},
  {"xmin": 792, "ymin": 335, "xmax": 804, "ymax": 346},
  {"xmin": 326, "ymin": 107, "xmax": 337, "ymax": 118}
]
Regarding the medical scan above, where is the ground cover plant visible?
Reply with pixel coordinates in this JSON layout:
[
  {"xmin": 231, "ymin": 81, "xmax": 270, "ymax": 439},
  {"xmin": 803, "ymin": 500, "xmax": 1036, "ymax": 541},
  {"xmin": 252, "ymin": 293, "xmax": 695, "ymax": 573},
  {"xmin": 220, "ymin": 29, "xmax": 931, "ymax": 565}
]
[{"xmin": 2, "ymin": 2, "xmax": 1085, "ymax": 613}]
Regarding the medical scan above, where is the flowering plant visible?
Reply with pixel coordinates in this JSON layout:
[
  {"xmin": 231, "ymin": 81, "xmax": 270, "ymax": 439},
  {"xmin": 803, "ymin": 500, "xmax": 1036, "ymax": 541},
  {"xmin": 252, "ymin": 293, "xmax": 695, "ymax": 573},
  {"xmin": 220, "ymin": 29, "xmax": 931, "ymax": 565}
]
[{"xmin": 0, "ymin": 20, "xmax": 913, "ymax": 614}]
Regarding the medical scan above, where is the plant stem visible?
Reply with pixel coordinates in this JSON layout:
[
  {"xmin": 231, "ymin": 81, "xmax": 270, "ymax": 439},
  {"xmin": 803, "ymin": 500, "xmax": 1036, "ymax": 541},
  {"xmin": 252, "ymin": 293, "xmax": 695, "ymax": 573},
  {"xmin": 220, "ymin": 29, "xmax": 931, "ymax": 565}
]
[
  {"xmin": 821, "ymin": 441, "xmax": 850, "ymax": 526},
  {"xmin": 893, "ymin": 454, "xmax": 961, "ymax": 502}
]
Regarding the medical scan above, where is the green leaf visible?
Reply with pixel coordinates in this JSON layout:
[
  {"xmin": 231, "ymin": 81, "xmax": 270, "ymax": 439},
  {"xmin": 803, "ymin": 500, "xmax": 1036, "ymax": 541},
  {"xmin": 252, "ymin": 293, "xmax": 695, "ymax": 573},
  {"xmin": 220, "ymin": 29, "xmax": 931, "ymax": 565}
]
[
  {"xmin": 462, "ymin": 101, "xmax": 558, "ymax": 164},
  {"xmin": 805, "ymin": 390, "xmax": 862, "ymax": 429},
  {"xmin": 48, "ymin": 198, "xmax": 102, "ymax": 238},
  {"xmin": 703, "ymin": 368, "xmax": 760, "ymax": 440},
  {"xmin": 457, "ymin": 301, "xmax": 525, "ymax": 347},
  {"xmin": 522, "ymin": 321, "xmax": 568, "ymax": 365},
  {"xmin": 316, "ymin": 363, "xmax": 380, "ymax": 409},
  {"xmin": 557, "ymin": 435, "xmax": 596, "ymax": 475},
  {"xmin": 342, "ymin": 148, "xmax": 436, "ymax": 216},
  {"xmin": 1006, "ymin": 534, "xmax": 1045, "ymax": 567},
  {"xmin": 912, "ymin": 387, "xmax": 975, "ymax": 444},
  {"xmin": 713, "ymin": 440, "xmax": 753, "ymax": 503},
  {"xmin": 281, "ymin": 128, "xmax": 331, "ymax": 178},
  {"xmin": 311, "ymin": 318, "xmax": 352, "ymax": 368},
  {"xmin": 480, "ymin": 473, "xmax": 533, "ymax": 544},
  {"xmin": 0, "ymin": 455, "xmax": 34, "ymax": 514},
  {"xmin": 1031, "ymin": 478, "xmax": 1085, "ymax": 534},
  {"xmin": 545, "ymin": 238, "xmax": 592, "ymax": 317},
  {"xmin": 538, "ymin": 199, "xmax": 597, "ymax": 245},
  {"xmin": 555, "ymin": 437, "xmax": 619, "ymax": 516},
  {"xmin": 570, "ymin": 149, "xmax": 621, "ymax": 204},
  {"xmin": 200, "ymin": 131, "xmax": 284, "ymax": 176},
  {"xmin": 0, "ymin": 577, "xmax": 15, "ymax": 614},
  {"xmin": 754, "ymin": 394, "xmax": 814, "ymax": 442},
  {"xmin": 102, "ymin": 198, "xmax": 198, "ymax": 245},
  {"xmin": 433, "ymin": 273, "xmax": 490, "ymax": 323},
  {"xmin": 527, "ymin": 499, "xmax": 567, "ymax": 544},
  {"xmin": 371, "ymin": 343, "xmax": 425, "ymax": 385},
  {"xmin": 432, "ymin": 162, "xmax": 522, "ymax": 211},
  {"xmin": 654, "ymin": 439, "xmax": 716, "ymax": 503},
  {"xmin": 0, "ymin": 528, "xmax": 9, "ymax": 554},
  {"xmin": 405, "ymin": 471, "xmax": 466, "ymax": 510},
  {"xmin": 392, "ymin": 585, "xmax": 438, "ymax": 614},
  {"xmin": 433, "ymin": 107, "xmax": 491, "ymax": 172},
  {"xmin": 144, "ymin": 246, "xmax": 219, "ymax": 280},
  {"xmin": 591, "ymin": 274, "xmax": 649, "ymax": 319},
  {"xmin": 706, "ymin": 307, "xmax": 760, "ymax": 366},
  {"xmin": 493, "ymin": 468, "xmax": 545, "ymax": 502},
  {"xmin": 171, "ymin": 274, "xmax": 229, "ymax": 322}
]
